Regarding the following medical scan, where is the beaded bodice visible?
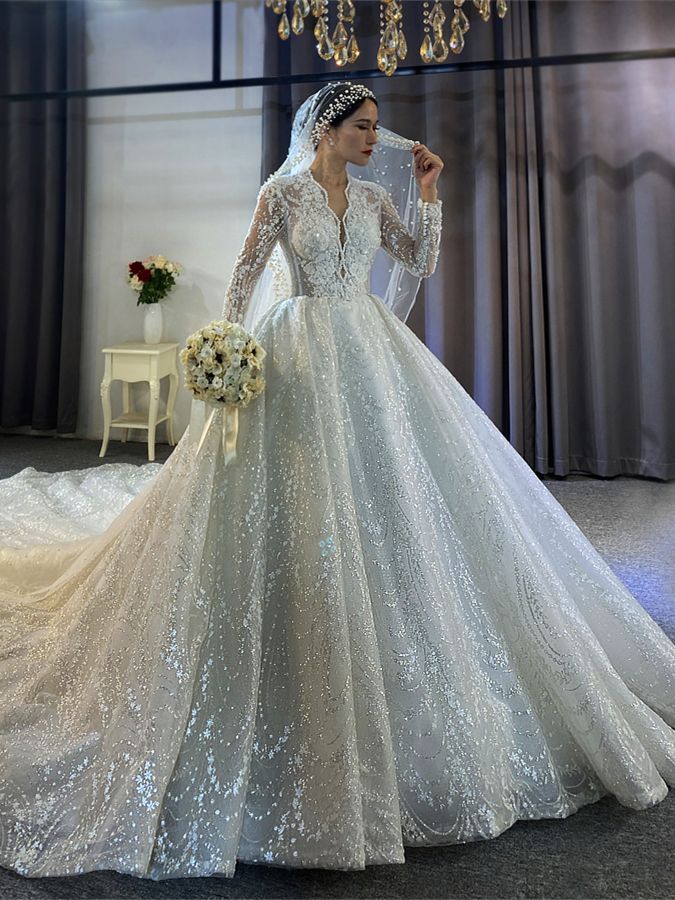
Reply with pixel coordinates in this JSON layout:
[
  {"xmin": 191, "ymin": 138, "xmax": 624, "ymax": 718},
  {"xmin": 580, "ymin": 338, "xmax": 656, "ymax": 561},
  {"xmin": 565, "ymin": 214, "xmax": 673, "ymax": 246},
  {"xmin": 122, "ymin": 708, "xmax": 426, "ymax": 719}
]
[{"xmin": 222, "ymin": 170, "xmax": 443, "ymax": 324}]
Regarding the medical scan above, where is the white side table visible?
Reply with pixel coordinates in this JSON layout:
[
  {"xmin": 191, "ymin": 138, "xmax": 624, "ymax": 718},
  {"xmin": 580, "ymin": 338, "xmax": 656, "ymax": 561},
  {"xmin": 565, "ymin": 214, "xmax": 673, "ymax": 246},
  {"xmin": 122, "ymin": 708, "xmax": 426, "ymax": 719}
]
[{"xmin": 99, "ymin": 342, "xmax": 180, "ymax": 461}]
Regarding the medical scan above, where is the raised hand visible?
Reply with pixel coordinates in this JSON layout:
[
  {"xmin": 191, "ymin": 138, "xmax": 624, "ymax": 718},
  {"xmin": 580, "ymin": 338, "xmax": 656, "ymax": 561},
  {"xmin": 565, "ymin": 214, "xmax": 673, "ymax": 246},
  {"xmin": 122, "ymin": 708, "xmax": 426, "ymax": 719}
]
[{"xmin": 411, "ymin": 143, "xmax": 444, "ymax": 198}]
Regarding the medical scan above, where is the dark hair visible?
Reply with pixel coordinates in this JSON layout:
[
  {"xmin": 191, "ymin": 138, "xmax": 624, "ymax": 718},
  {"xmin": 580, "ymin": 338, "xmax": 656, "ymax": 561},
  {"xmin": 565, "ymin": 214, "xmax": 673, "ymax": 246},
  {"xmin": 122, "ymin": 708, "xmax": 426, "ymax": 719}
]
[
  {"xmin": 329, "ymin": 94, "xmax": 378, "ymax": 129},
  {"xmin": 308, "ymin": 85, "xmax": 379, "ymax": 148}
]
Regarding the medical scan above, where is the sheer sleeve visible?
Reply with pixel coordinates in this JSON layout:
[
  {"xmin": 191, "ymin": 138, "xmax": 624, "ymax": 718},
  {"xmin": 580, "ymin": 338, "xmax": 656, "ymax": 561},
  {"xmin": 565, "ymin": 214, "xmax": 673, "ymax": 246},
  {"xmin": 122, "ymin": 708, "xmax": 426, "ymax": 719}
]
[
  {"xmin": 379, "ymin": 188, "xmax": 443, "ymax": 278},
  {"xmin": 222, "ymin": 180, "xmax": 286, "ymax": 324}
]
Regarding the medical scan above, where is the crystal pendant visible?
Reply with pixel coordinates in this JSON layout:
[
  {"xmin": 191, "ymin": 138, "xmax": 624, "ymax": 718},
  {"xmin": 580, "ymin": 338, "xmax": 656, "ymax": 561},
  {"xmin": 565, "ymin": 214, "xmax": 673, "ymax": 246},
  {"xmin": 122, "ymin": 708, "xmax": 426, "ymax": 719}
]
[
  {"xmin": 396, "ymin": 28, "xmax": 407, "ymax": 60},
  {"xmin": 272, "ymin": 0, "xmax": 286, "ymax": 14},
  {"xmin": 265, "ymin": 0, "xmax": 273, "ymax": 7},
  {"xmin": 454, "ymin": 7, "xmax": 470, "ymax": 31},
  {"xmin": 450, "ymin": 24, "xmax": 464, "ymax": 52},
  {"xmin": 298, "ymin": 0, "xmax": 310, "ymax": 15},
  {"xmin": 334, "ymin": 43, "xmax": 349, "ymax": 66},
  {"xmin": 278, "ymin": 11, "xmax": 290, "ymax": 39},
  {"xmin": 420, "ymin": 33, "xmax": 434, "ymax": 63},
  {"xmin": 378, "ymin": 46, "xmax": 397, "ymax": 76},
  {"xmin": 383, "ymin": 22, "xmax": 399, "ymax": 51},
  {"xmin": 291, "ymin": 3, "xmax": 304, "ymax": 34},
  {"xmin": 310, "ymin": 0, "xmax": 324, "ymax": 14},
  {"xmin": 314, "ymin": 16, "xmax": 327, "ymax": 39},
  {"xmin": 317, "ymin": 32, "xmax": 334, "ymax": 59},
  {"xmin": 454, "ymin": 0, "xmax": 466, "ymax": 5},
  {"xmin": 347, "ymin": 33, "xmax": 361, "ymax": 63},
  {"xmin": 432, "ymin": 35, "xmax": 449, "ymax": 62},
  {"xmin": 390, "ymin": 1, "xmax": 403, "ymax": 23},
  {"xmin": 332, "ymin": 20, "xmax": 349, "ymax": 48},
  {"xmin": 497, "ymin": 0, "xmax": 507, "ymax": 17},
  {"xmin": 343, "ymin": 0, "xmax": 356, "ymax": 22},
  {"xmin": 477, "ymin": 0, "xmax": 491, "ymax": 21},
  {"xmin": 430, "ymin": 2, "xmax": 446, "ymax": 29}
]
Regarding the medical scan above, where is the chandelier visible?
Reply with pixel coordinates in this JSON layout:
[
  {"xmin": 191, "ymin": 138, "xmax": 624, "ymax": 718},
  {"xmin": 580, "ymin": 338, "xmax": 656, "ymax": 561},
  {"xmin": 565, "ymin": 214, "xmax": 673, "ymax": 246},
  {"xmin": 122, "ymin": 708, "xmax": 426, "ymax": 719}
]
[{"xmin": 266, "ymin": 0, "xmax": 508, "ymax": 76}]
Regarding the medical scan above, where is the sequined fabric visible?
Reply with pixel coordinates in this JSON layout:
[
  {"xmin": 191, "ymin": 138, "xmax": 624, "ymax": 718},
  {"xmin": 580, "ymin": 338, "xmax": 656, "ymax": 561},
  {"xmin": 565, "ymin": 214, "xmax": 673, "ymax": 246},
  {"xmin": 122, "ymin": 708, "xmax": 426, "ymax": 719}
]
[{"xmin": 1, "ymin": 176, "xmax": 674, "ymax": 881}]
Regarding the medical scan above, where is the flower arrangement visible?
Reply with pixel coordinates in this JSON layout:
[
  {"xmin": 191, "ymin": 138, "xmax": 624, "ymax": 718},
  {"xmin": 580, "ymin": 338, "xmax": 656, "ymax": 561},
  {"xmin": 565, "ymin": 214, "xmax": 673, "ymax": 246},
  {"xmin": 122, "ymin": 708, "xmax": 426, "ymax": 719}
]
[
  {"xmin": 128, "ymin": 255, "xmax": 183, "ymax": 305},
  {"xmin": 180, "ymin": 319, "xmax": 266, "ymax": 408}
]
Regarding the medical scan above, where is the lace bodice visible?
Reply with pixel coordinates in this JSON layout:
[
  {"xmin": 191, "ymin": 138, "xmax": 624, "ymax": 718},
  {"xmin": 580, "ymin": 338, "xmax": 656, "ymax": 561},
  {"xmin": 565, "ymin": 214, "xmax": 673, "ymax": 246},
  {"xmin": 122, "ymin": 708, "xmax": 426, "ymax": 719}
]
[{"xmin": 222, "ymin": 169, "xmax": 443, "ymax": 324}]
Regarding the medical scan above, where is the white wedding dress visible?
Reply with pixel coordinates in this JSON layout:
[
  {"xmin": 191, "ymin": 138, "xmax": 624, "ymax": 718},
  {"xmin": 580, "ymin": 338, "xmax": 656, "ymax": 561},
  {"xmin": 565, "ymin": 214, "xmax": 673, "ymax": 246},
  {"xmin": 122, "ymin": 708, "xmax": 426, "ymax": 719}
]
[{"xmin": 1, "ymin": 169, "xmax": 674, "ymax": 881}]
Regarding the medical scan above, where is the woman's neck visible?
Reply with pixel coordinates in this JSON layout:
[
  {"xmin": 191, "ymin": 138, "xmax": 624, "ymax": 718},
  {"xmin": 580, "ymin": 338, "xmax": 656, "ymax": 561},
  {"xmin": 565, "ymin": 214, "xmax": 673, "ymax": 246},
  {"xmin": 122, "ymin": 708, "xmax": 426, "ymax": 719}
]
[{"xmin": 309, "ymin": 157, "xmax": 348, "ymax": 189}]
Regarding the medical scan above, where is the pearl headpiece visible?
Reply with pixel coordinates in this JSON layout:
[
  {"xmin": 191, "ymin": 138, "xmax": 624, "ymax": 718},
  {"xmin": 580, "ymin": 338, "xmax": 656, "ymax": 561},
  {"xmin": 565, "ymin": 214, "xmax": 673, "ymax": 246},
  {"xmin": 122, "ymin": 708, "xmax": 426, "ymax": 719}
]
[{"xmin": 310, "ymin": 83, "xmax": 377, "ymax": 147}]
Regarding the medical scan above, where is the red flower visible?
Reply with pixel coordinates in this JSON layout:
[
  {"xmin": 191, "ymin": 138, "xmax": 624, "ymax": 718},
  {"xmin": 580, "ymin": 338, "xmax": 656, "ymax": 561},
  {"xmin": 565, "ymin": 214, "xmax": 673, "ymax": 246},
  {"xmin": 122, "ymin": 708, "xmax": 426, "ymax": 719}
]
[
  {"xmin": 129, "ymin": 260, "xmax": 145, "ymax": 275},
  {"xmin": 137, "ymin": 268, "xmax": 151, "ymax": 282}
]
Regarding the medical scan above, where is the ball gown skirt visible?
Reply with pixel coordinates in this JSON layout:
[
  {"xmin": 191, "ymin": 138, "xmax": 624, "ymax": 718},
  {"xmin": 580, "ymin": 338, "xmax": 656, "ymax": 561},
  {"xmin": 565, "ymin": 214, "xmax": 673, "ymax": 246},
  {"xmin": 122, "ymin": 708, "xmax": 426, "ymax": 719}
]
[{"xmin": 0, "ymin": 286, "xmax": 673, "ymax": 880}]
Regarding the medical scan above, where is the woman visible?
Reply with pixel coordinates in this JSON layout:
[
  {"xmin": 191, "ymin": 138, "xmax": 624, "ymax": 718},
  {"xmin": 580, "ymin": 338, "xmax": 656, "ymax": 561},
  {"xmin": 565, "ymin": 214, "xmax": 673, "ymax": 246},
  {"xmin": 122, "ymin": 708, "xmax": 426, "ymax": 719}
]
[{"xmin": 0, "ymin": 82, "xmax": 673, "ymax": 881}]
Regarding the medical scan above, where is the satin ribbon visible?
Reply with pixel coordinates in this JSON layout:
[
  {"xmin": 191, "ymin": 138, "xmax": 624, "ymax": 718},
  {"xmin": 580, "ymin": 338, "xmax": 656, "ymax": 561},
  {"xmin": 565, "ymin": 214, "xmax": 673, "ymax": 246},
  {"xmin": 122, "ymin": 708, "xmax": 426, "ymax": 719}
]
[{"xmin": 196, "ymin": 403, "xmax": 239, "ymax": 464}]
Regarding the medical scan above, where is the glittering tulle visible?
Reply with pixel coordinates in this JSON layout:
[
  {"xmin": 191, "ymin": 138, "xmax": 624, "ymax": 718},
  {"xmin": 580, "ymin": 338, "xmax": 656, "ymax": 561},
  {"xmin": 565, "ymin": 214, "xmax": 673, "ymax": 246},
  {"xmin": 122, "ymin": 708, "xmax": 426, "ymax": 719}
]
[{"xmin": 0, "ymin": 288, "xmax": 674, "ymax": 880}]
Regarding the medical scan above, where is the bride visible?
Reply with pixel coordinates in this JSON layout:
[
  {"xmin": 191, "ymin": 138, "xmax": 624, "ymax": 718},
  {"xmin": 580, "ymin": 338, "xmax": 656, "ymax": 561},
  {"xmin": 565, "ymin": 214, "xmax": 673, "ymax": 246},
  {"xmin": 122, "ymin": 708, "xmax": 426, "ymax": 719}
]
[{"xmin": 0, "ymin": 81, "xmax": 674, "ymax": 881}]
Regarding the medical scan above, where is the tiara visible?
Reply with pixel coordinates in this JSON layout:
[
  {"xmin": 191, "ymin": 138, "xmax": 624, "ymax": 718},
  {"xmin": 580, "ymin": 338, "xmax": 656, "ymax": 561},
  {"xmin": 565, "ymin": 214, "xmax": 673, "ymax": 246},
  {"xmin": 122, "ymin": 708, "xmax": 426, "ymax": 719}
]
[{"xmin": 310, "ymin": 83, "xmax": 376, "ymax": 146}]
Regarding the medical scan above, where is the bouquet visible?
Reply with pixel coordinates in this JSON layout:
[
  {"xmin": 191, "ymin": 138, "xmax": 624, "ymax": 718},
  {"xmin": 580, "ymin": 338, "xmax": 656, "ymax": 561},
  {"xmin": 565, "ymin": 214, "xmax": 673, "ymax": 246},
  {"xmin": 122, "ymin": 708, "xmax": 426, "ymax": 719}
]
[
  {"xmin": 181, "ymin": 319, "xmax": 266, "ymax": 462},
  {"xmin": 180, "ymin": 319, "xmax": 266, "ymax": 408},
  {"xmin": 128, "ymin": 255, "xmax": 182, "ymax": 305}
]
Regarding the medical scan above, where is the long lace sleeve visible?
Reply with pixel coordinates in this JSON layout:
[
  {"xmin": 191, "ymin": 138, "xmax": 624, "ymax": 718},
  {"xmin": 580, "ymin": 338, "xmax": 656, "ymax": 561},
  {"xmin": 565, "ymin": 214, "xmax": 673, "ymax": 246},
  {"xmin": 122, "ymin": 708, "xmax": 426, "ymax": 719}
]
[
  {"xmin": 379, "ymin": 188, "xmax": 443, "ymax": 278},
  {"xmin": 222, "ymin": 180, "xmax": 286, "ymax": 324}
]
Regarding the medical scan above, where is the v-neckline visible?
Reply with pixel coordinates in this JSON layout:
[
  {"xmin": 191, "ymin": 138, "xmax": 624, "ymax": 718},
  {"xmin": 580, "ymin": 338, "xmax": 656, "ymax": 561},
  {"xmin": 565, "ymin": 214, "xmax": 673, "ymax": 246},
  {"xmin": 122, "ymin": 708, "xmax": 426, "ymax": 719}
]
[{"xmin": 306, "ymin": 168, "xmax": 352, "ymax": 252}]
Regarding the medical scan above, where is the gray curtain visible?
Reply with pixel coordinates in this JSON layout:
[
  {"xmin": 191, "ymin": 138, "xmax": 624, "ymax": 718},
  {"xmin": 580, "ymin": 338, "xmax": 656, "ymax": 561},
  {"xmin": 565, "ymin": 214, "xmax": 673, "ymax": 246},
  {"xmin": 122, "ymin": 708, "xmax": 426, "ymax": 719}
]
[
  {"xmin": 261, "ymin": 0, "xmax": 675, "ymax": 480},
  {"xmin": 0, "ymin": 0, "xmax": 86, "ymax": 433}
]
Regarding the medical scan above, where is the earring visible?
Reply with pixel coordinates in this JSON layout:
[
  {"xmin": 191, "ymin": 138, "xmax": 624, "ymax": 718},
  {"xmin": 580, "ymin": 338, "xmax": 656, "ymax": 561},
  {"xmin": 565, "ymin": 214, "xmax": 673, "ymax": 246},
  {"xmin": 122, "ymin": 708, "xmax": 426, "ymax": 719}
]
[{"xmin": 328, "ymin": 136, "xmax": 335, "ymax": 146}]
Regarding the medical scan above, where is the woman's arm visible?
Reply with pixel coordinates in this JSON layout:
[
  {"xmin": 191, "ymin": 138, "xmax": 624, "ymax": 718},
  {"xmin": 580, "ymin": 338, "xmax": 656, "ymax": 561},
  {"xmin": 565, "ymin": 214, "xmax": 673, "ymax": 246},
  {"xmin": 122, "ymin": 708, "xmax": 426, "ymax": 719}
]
[
  {"xmin": 222, "ymin": 180, "xmax": 285, "ymax": 324},
  {"xmin": 379, "ymin": 188, "xmax": 443, "ymax": 278}
]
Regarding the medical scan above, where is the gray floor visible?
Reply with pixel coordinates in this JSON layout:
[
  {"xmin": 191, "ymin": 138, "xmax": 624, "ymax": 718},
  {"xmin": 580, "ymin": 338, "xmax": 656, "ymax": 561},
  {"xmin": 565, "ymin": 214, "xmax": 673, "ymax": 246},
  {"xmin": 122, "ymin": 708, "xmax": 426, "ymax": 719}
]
[
  {"xmin": 0, "ymin": 433, "xmax": 175, "ymax": 478},
  {"xmin": 0, "ymin": 435, "xmax": 673, "ymax": 900}
]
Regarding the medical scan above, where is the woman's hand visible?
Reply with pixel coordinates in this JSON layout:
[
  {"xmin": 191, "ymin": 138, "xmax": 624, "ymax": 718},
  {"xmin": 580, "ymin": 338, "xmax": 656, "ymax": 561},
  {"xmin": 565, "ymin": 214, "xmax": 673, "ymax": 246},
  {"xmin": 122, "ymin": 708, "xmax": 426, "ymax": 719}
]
[{"xmin": 412, "ymin": 143, "xmax": 444, "ymax": 201}]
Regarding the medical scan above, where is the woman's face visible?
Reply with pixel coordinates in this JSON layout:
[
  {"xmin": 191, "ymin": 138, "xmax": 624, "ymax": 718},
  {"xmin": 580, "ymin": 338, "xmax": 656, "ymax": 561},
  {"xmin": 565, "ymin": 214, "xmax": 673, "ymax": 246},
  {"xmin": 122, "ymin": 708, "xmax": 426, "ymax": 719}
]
[{"xmin": 329, "ymin": 98, "xmax": 379, "ymax": 166}]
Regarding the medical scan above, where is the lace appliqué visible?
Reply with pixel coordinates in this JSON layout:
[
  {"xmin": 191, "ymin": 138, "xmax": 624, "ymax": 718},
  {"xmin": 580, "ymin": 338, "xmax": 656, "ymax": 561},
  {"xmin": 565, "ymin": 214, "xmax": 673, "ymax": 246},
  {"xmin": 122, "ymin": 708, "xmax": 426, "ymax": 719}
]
[
  {"xmin": 379, "ymin": 188, "xmax": 443, "ymax": 278},
  {"xmin": 221, "ymin": 171, "xmax": 443, "ymax": 325},
  {"xmin": 222, "ymin": 180, "xmax": 286, "ymax": 324}
]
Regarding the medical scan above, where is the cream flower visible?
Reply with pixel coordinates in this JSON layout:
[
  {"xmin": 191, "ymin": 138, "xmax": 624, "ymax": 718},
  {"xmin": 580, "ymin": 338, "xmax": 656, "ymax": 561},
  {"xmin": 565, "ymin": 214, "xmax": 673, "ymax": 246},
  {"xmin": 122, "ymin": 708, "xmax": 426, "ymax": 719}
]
[{"xmin": 182, "ymin": 318, "xmax": 266, "ymax": 408}]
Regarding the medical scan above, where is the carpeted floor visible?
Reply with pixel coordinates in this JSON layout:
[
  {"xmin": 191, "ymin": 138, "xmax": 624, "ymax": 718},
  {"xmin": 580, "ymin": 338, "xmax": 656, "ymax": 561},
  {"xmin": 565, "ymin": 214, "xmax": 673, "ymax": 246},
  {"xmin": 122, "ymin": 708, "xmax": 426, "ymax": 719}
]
[
  {"xmin": 0, "ymin": 433, "xmax": 174, "ymax": 477},
  {"xmin": 0, "ymin": 434, "xmax": 673, "ymax": 900}
]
